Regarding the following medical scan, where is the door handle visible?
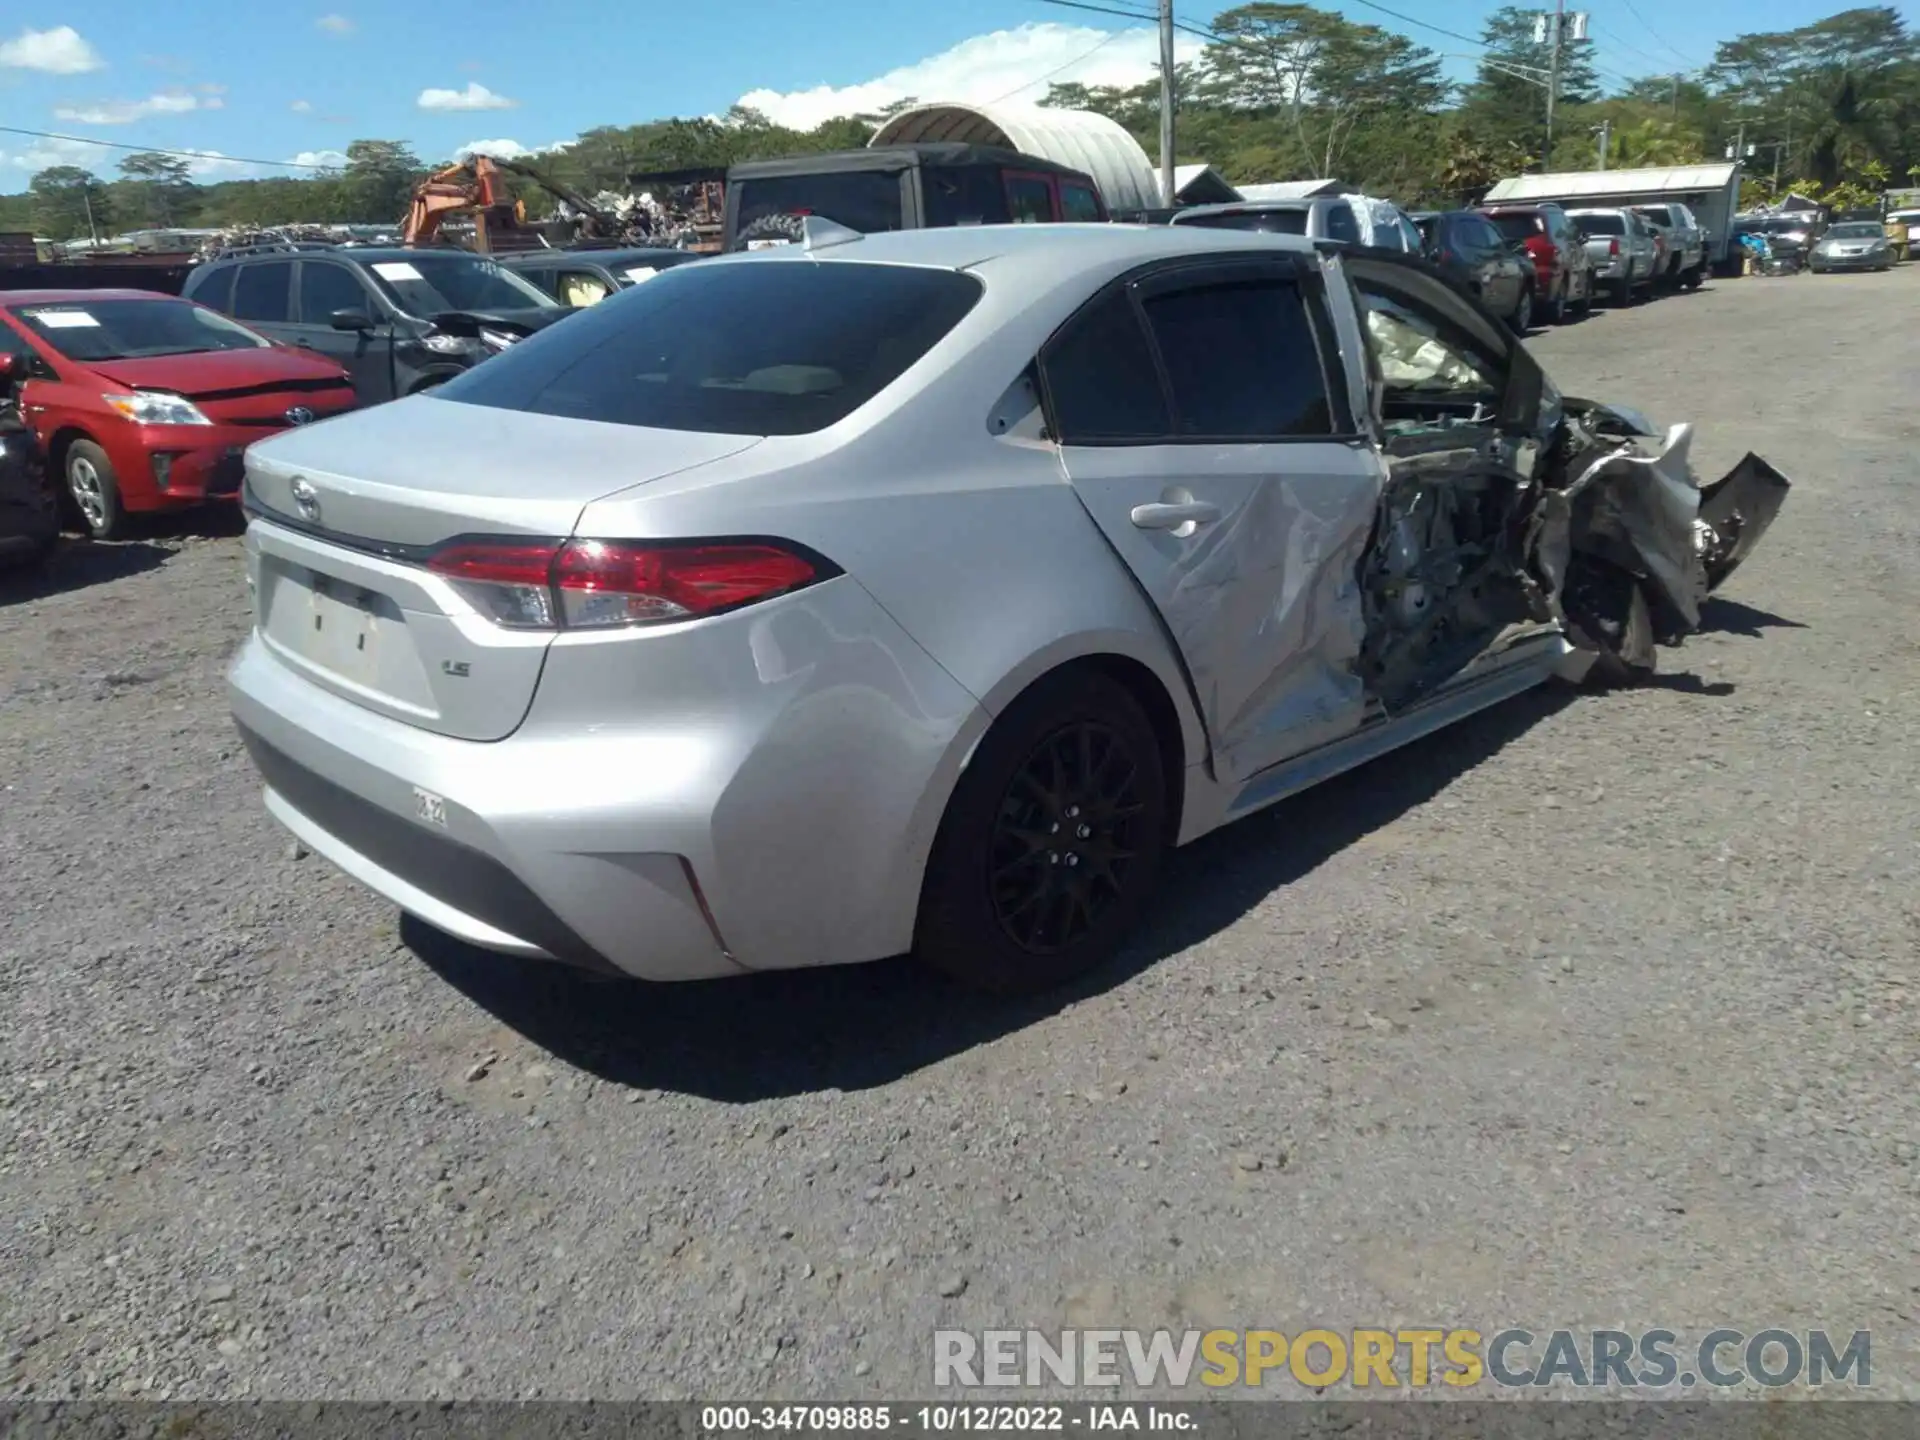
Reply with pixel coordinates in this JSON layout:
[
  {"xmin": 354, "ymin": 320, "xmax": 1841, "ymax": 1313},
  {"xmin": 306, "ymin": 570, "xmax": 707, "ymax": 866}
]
[{"xmin": 1130, "ymin": 500, "xmax": 1220, "ymax": 531}]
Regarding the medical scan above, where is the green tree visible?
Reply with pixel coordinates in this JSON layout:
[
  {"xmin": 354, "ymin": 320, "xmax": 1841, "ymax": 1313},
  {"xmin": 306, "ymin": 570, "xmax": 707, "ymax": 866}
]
[
  {"xmin": 29, "ymin": 166, "xmax": 112, "ymax": 241},
  {"xmin": 1197, "ymin": 3, "xmax": 1447, "ymax": 178},
  {"xmin": 342, "ymin": 139, "xmax": 423, "ymax": 223},
  {"xmin": 116, "ymin": 151, "xmax": 199, "ymax": 228}
]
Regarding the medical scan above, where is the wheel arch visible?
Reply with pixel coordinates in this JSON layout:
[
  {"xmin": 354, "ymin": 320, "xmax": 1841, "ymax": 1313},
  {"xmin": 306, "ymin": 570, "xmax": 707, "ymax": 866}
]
[{"xmin": 45, "ymin": 424, "xmax": 98, "ymax": 474}]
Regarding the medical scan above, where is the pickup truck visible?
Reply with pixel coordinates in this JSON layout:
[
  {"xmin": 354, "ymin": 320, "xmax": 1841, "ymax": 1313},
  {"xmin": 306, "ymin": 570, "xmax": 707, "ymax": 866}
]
[{"xmin": 1631, "ymin": 202, "xmax": 1706, "ymax": 288}]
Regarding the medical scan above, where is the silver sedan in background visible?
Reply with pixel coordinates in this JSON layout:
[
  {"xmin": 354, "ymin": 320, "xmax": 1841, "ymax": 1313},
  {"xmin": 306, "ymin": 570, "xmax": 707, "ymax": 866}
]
[
  {"xmin": 229, "ymin": 222, "xmax": 1787, "ymax": 994},
  {"xmin": 1809, "ymin": 221, "xmax": 1896, "ymax": 273}
]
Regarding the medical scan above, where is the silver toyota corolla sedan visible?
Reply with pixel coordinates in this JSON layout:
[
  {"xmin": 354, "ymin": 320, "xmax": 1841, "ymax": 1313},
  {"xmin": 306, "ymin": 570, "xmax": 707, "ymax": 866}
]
[{"xmin": 230, "ymin": 221, "xmax": 1788, "ymax": 992}]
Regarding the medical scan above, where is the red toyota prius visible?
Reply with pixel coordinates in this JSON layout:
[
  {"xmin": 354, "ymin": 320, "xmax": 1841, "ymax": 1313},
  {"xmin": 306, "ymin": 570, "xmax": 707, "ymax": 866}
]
[{"xmin": 0, "ymin": 289, "xmax": 358, "ymax": 538}]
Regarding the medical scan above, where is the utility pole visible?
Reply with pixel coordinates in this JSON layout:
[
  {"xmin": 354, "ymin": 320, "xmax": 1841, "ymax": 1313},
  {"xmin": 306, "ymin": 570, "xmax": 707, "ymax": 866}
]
[
  {"xmin": 81, "ymin": 185, "xmax": 100, "ymax": 246},
  {"xmin": 1158, "ymin": 0, "xmax": 1177, "ymax": 208},
  {"xmin": 1670, "ymin": 73, "xmax": 1680, "ymax": 118},
  {"xmin": 1594, "ymin": 119, "xmax": 1611, "ymax": 170},
  {"xmin": 1543, "ymin": 0, "xmax": 1563, "ymax": 171}
]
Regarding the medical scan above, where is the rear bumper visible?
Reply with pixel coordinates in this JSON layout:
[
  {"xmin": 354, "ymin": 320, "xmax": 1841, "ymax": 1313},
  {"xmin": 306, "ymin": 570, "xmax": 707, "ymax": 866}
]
[{"xmin": 227, "ymin": 575, "xmax": 986, "ymax": 982}]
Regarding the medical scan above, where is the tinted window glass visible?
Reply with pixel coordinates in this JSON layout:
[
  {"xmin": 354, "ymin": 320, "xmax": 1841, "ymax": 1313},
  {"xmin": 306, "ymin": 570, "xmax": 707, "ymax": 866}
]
[
  {"xmin": 1484, "ymin": 213, "xmax": 1540, "ymax": 243},
  {"xmin": 434, "ymin": 261, "xmax": 981, "ymax": 437},
  {"xmin": 1060, "ymin": 183, "xmax": 1103, "ymax": 222},
  {"xmin": 232, "ymin": 261, "xmax": 292, "ymax": 323},
  {"xmin": 1177, "ymin": 207, "xmax": 1308, "ymax": 234},
  {"xmin": 1413, "ymin": 216, "xmax": 1438, "ymax": 246},
  {"xmin": 298, "ymin": 261, "xmax": 369, "ymax": 322},
  {"xmin": 1468, "ymin": 217, "xmax": 1507, "ymax": 251},
  {"xmin": 1041, "ymin": 290, "xmax": 1169, "ymax": 443},
  {"xmin": 732, "ymin": 171, "xmax": 905, "ymax": 237},
  {"xmin": 1324, "ymin": 202, "xmax": 1360, "ymax": 244},
  {"xmin": 1142, "ymin": 279, "xmax": 1332, "ymax": 438},
  {"xmin": 556, "ymin": 269, "xmax": 615, "ymax": 306},
  {"xmin": 187, "ymin": 265, "xmax": 235, "ymax": 313},
  {"xmin": 1006, "ymin": 174, "xmax": 1054, "ymax": 223},
  {"xmin": 921, "ymin": 165, "xmax": 1011, "ymax": 226},
  {"xmin": 1575, "ymin": 213, "xmax": 1625, "ymax": 235}
]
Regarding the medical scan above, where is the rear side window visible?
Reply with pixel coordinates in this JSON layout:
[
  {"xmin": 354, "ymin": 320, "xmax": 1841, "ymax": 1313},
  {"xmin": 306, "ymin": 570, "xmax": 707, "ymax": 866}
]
[
  {"xmin": 187, "ymin": 265, "xmax": 236, "ymax": 313},
  {"xmin": 1041, "ymin": 290, "xmax": 1170, "ymax": 443},
  {"xmin": 1141, "ymin": 279, "xmax": 1333, "ymax": 438},
  {"xmin": 1006, "ymin": 174, "xmax": 1054, "ymax": 223},
  {"xmin": 1576, "ymin": 213, "xmax": 1625, "ymax": 235},
  {"xmin": 1485, "ymin": 213, "xmax": 1541, "ymax": 244},
  {"xmin": 1324, "ymin": 202, "xmax": 1360, "ymax": 244},
  {"xmin": 1060, "ymin": 182, "xmax": 1103, "ymax": 222},
  {"xmin": 922, "ymin": 166, "xmax": 1011, "ymax": 226},
  {"xmin": 732, "ymin": 171, "xmax": 905, "ymax": 238},
  {"xmin": 232, "ymin": 261, "xmax": 292, "ymax": 323},
  {"xmin": 432, "ymin": 260, "xmax": 981, "ymax": 437}
]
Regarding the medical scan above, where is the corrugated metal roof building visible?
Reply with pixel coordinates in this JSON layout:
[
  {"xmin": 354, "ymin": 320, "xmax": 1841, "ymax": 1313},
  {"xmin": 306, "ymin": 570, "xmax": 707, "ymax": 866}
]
[
  {"xmin": 1482, "ymin": 163, "xmax": 1739, "ymax": 202},
  {"xmin": 870, "ymin": 103, "xmax": 1164, "ymax": 212}
]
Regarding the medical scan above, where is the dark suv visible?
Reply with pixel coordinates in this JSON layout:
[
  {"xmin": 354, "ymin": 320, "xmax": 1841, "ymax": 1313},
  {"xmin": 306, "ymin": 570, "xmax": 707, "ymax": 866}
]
[
  {"xmin": 723, "ymin": 143, "xmax": 1107, "ymax": 251},
  {"xmin": 182, "ymin": 243, "xmax": 567, "ymax": 404}
]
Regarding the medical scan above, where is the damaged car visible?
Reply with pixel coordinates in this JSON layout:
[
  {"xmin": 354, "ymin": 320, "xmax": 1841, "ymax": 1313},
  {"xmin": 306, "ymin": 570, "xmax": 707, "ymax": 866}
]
[{"xmin": 228, "ymin": 223, "xmax": 1788, "ymax": 995}]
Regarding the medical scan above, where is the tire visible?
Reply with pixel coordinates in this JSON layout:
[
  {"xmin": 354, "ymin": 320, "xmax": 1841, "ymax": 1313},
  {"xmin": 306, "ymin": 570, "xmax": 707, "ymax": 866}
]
[
  {"xmin": 1570, "ymin": 278, "xmax": 1592, "ymax": 315},
  {"xmin": 1680, "ymin": 265, "xmax": 1703, "ymax": 290},
  {"xmin": 64, "ymin": 439, "xmax": 126, "ymax": 540},
  {"xmin": 1508, "ymin": 284, "xmax": 1533, "ymax": 335},
  {"xmin": 1608, "ymin": 279, "xmax": 1632, "ymax": 307},
  {"xmin": 914, "ymin": 669, "xmax": 1170, "ymax": 995},
  {"xmin": 1541, "ymin": 280, "xmax": 1567, "ymax": 325},
  {"xmin": 737, "ymin": 211, "xmax": 808, "ymax": 248}
]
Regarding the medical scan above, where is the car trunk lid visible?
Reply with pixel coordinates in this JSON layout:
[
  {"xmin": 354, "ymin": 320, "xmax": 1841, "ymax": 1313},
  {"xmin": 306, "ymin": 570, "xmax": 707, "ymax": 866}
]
[{"xmin": 242, "ymin": 396, "xmax": 762, "ymax": 740}]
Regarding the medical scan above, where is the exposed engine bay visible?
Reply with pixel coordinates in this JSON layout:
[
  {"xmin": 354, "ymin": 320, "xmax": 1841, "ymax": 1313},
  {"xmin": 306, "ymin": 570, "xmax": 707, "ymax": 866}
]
[{"xmin": 1348, "ymin": 303, "xmax": 1791, "ymax": 711}]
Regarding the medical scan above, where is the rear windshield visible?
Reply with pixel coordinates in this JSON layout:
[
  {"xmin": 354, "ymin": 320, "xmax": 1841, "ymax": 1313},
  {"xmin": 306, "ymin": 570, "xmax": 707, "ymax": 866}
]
[
  {"xmin": 7, "ymin": 298, "xmax": 269, "ymax": 361},
  {"xmin": 732, "ymin": 171, "xmax": 905, "ymax": 241},
  {"xmin": 1827, "ymin": 222, "xmax": 1883, "ymax": 238},
  {"xmin": 1484, "ymin": 213, "xmax": 1541, "ymax": 242},
  {"xmin": 431, "ymin": 259, "xmax": 983, "ymax": 437},
  {"xmin": 1574, "ymin": 213, "xmax": 1625, "ymax": 235},
  {"xmin": 362, "ymin": 254, "xmax": 556, "ymax": 318},
  {"xmin": 1177, "ymin": 208, "xmax": 1308, "ymax": 235}
]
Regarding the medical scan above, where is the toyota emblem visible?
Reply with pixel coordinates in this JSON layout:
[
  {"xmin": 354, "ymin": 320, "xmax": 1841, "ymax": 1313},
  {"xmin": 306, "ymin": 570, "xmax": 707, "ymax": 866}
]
[
  {"xmin": 284, "ymin": 406, "xmax": 316, "ymax": 426},
  {"xmin": 290, "ymin": 477, "xmax": 320, "ymax": 522}
]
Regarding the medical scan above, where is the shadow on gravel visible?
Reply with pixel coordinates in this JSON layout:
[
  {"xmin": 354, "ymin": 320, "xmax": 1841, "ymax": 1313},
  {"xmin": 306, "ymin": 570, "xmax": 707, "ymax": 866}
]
[
  {"xmin": 413, "ymin": 685, "xmax": 1578, "ymax": 1102},
  {"xmin": 0, "ymin": 538, "xmax": 173, "ymax": 604},
  {"xmin": 1697, "ymin": 597, "xmax": 1806, "ymax": 638}
]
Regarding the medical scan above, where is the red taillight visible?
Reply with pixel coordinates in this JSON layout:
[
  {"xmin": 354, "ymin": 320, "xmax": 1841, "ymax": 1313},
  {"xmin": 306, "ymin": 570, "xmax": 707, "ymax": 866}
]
[
  {"xmin": 426, "ymin": 538, "xmax": 829, "ymax": 630},
  {"xmin": 1524, "ymin": 234, "xmax": 1554, "ymax": 259},
  {"xmin": 1609, "ymin": 238, "xmax": 1620, "ymax": 257}
]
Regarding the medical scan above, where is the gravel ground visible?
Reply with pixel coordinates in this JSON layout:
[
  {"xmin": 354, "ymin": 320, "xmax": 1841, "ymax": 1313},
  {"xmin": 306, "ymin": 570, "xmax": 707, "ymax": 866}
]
[{"xmin": 3, "ymin": 268, "xmax": 1917, "ymax": 1403}]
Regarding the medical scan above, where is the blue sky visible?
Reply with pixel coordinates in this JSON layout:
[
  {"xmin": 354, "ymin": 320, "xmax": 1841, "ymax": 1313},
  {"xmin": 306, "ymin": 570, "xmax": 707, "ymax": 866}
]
[{"xmin": 0, "ymin": 0, "xmax": 1887, "ymax": 191}]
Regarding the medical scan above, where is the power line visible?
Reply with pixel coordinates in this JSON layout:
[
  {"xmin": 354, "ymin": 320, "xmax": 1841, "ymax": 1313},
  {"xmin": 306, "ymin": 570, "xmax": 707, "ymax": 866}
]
[
  {"xmin": 1615, "ymin": 0, "xmax": 1700, "ymax": 69},
  {"xmin": 990, "ymin": 26, "xmax": 1130, "ymax": 103},
  {"xmin": 0, "ymin": 124, "xmax": 337, "ymax": 171}
]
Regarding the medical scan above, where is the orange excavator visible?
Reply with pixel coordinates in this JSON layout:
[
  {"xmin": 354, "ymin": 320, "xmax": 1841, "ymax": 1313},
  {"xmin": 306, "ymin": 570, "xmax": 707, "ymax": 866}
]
[{"xmin": 400, "ymin": 153, "xmax": 640, "ymax": 252}]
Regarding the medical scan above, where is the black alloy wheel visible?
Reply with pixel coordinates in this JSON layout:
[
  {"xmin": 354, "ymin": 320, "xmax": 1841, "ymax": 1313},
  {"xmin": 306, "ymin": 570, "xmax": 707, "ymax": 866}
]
[
  {"xmin": 989, "ymin": 720, "xmax": 1146, "ymax": 954},
  {"xmin": 916, "ymin": 670, "xmax": 1169, "ymax": 994}
]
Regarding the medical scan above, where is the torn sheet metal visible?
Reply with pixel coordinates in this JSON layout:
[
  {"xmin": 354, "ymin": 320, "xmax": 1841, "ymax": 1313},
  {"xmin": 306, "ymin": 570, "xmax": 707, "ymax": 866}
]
[{"xmin": 1561, "ymin": 421, "xmax": 1707, "ymax": 632}]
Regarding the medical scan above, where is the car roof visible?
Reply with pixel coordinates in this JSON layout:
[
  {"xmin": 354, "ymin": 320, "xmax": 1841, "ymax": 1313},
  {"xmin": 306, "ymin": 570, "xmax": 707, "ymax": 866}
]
[
  {"xmin": 1175, "ymin": 199, "xmax": 1317, "ymax": 219},
  {"xmin": 502, "ymin": 247, "xmax": 690, "ymax": 267},
  {"xmin": 708, "ymin": 221, "xmax": 1321, "ymax": 274},
  {"xmin": 2, "ymin": 288, "xmax": 182, "ymax": 304}
]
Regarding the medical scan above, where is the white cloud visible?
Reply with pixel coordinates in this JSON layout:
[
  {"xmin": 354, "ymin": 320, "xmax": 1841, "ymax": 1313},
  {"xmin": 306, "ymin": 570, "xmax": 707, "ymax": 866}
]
[
  {"xmin": 735, "ymin": 22, "xmax": 1204, "ymax": 131},
  {"xmin": 288, "ymin": 149, "xmax": 350, "ymax": 169},
  {"xmin": 316, "ymin": 13, "xmax": 354, "ymax": 36},
  {"xmin": 453, "ymin": 138, "xmax": 534, "ymax": 159},
  {"xmin": 418, "ymin": 81, "xmax": 518, "ymax": 111},
  {"xmin": 0, "ymin": 133, "xmax": 102, "ymax": 172},
  {"xmin": 52, "ymin": 90, "xmax": 221, "ymax": 125},
  {"xmin": 0, "ymin": 24, "xmax": 106, "ymax": 74},
  {"xmin": 290, "ymin": 98, "xmax": 314, "ymax": 113}
]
